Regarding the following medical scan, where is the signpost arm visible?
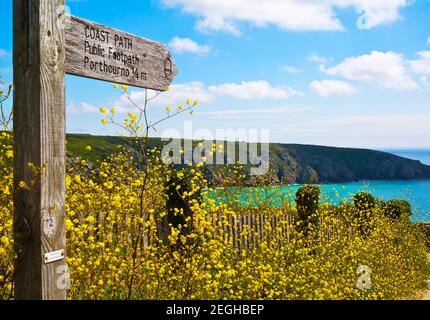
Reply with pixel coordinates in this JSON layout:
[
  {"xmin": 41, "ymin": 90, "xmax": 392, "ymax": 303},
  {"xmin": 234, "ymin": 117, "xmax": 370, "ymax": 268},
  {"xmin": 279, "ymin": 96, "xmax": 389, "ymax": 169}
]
[{"xmin": 13, "ymin": 0, "xmax": 67, "ymax": 300}]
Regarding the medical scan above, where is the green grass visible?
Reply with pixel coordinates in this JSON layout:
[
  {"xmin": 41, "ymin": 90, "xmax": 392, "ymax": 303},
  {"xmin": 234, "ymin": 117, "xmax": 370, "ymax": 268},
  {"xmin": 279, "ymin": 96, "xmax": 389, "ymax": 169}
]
[
  {"xmin": 66, "ymin": 133, "xmax": 430, "ymax": 183},
  {"xmin": 67, "ymin": 134, "xmax": 130, "ymax": 162}
]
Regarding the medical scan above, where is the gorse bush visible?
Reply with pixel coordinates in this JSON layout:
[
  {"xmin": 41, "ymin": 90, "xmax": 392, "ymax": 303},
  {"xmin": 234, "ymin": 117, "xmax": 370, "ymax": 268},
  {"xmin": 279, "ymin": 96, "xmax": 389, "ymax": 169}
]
[
  {"xmin": 417, "ymin": 223, "xmax": 430, "ymax": 251},
  {"xmin": 353, "ymin": 192, "xmax": 377, "ymax": 212},
  {"xmin": 1, "ymin": 84, "xmax": 429, "ymax": 300},
  {"xmin": 0, "ymin": 132, "xmax": 13, "ymax": 299},
  {"xmin": 352, "ymin": 192, "xmax": 378, "ymax": 237},
  {"xmin": 165, "ymin": 172, "xmax": 202, "ymax": 235},
  {"xmin": 0, "ymin": 82, "xmax": 13, "ymax": 299},
  {"xmin": 1, "ymin": 133, "xmax": 430, "ymax": 300},
  {"xmin": 295, "ymin": 185, "xmax": 321, "ymax": 234},
  {"xmin": 383, "ymin": 200, "xmax": 412, "ymax": 220}
]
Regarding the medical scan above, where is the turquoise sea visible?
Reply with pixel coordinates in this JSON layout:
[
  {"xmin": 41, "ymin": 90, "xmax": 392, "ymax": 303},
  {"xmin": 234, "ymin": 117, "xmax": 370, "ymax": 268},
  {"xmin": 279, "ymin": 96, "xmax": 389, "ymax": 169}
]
[
  {"xmin": 313, "ymin": 149, "xmax": 430, "ymax": 221},
  {"xmin": 278, "ymin": 180, "xmax": 430, "ymax": 222},
  {"xmin": 215, "ymin": 149, "xmax": 430, "ymax": 222}
]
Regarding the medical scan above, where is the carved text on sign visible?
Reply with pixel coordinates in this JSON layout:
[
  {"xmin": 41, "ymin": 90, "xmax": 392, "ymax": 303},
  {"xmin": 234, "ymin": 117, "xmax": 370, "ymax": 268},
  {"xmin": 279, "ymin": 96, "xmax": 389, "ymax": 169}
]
[{"xmin": 66, "ymin": 16, "xmax": 178, "ymax": 91}]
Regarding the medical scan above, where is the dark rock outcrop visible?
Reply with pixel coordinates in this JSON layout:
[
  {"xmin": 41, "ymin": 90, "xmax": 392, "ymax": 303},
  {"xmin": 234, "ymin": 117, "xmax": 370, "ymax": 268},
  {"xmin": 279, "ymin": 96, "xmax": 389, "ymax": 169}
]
[{"xmin": 270, "ymin": 144, "xmax": 430, "ymax": 183}]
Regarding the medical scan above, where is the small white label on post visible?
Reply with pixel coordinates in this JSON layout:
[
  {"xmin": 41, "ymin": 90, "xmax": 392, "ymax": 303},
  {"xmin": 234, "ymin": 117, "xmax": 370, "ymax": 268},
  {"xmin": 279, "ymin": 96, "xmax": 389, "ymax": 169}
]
[{"xmin": 44, "ymin": 249, "xmax": 65, "ymax": 264}]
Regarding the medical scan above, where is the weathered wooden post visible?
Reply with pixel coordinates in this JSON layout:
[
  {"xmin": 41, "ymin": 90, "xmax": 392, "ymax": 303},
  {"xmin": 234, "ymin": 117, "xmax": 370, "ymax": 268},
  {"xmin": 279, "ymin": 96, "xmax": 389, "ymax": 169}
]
[
  {"xmin": 13, "ymin": 0, "xmax": 67, "ymax": 300},
  {"xmin": 12, "ymin": 0, "xmax": 177, "ymax": 300}
]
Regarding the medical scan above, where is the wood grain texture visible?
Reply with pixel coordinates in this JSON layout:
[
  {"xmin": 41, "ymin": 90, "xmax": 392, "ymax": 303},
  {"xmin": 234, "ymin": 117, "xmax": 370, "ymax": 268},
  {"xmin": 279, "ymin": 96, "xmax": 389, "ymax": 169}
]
[
  {"xmin": 65, "ymin": 16, "xmax": 177, "ymax": 91},
  {"xmin": 13, "ymin": 0, "xmax": 67, "ymax": 300}
]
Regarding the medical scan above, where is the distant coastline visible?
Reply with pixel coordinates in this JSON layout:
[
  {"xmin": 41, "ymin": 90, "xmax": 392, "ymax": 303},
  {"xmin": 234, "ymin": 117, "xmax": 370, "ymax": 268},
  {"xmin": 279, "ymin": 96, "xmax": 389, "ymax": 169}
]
[
  {"xmin": 381, "ymin": 149, "xmax": 430, "ymax": 166},
  {"xmin": 66, "ymin": 134, "xmax": 430, "ymax": 184}
]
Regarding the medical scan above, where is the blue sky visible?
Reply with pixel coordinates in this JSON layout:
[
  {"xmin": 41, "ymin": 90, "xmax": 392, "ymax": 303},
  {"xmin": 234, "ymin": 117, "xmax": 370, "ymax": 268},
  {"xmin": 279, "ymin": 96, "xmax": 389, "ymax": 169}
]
[{"xmin": 1, "ymin": 0, "xmax": 430, "ymax": 148}]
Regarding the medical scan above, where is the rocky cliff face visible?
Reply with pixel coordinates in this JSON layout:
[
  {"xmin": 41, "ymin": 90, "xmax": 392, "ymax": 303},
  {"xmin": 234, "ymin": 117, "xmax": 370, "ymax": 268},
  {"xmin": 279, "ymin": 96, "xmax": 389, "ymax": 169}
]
[{"xmin": 269, "ymin": 144, "xmax": 430, "ymax": 183}]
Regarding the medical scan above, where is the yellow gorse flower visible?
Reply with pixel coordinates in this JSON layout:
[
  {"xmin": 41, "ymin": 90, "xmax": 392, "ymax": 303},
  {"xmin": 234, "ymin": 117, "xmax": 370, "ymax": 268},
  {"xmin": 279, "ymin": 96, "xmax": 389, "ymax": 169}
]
[
  {"xmin": 0, "ymin": 97, "xmax": 428, "ymax": 301},
  {"xmin": 18, "ymin": 181, "xmax": 28, "ymax": 189}
]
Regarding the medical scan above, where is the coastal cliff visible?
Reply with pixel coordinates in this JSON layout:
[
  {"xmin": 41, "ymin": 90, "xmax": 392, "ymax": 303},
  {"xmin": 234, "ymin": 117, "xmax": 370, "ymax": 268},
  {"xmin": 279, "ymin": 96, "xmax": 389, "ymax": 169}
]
[
  {"xmin": 269, "ymin": 144, "xmax": 430, "ymax": 183},
  {"xmin": 67, "ymin": 134, "xmax": 430, "ymax": 184}
]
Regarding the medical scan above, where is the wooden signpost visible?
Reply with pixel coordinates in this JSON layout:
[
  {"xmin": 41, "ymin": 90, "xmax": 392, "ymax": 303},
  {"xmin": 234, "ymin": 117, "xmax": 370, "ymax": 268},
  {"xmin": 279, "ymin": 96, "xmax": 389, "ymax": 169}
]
[
  {"xmin": 13, "ymin": 0, "xmax": 177, "ymax": 300},
  {"xmin": 65, "ymin": 16, "xmax": 177, "ymax": 91}
]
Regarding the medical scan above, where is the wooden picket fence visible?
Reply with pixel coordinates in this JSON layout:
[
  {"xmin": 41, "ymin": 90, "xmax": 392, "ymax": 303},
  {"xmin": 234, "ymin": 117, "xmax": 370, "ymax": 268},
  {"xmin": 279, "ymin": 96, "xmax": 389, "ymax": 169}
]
[
  {"xmin": 207, "ymin": 213, "xmax": 295, "ymax": 250},
  {"xmin": 88, "ymin": 210, "xmax": 347, "ymax": 250},
  {"xmin": 206, "ymin": 212, "xmax": 351, "ymax": 250}
]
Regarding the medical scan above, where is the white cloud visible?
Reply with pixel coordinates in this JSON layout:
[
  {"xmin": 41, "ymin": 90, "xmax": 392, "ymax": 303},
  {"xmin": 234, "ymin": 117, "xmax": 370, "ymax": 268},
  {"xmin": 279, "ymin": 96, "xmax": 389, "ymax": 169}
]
[
  {"xmin": 0, "ymin": 49, "xmax": 8, "ymax": 58},
  {"xmin": 318, "ymin": 114, "xmax": 430, "ymax": 128},
  {"xmin": 352, "ymin": 0, "xmax": 413, "ymax": 29},
  {"xmin": 281, "ymin": 65, "xmax": 300, "ymax": 74},
  {"xmin": 68, "ymin": 102, "xmax": 98, "ymax": 115},
  {"xmin": 308, "ymin": 53, "xmax": 332, "ymax": 64},
  {"xmin": 196, "ymin": 17, "xmax": 241, "ymax": 36},
  {"xmin": 409, "ymin": 51, "xmax": 430, "ymax": 75},
  {"xmin": 198, "ymin": 105, "xmax": 309, "ymax": 120},
  {"xmin": 169, "ymin": 36, "xmax": 211, "ymax": 55},
  {"xmin": 275, "ymin": 113, "xmax": 430, "ymax": 148},
  {"xmin": 427, "ymin": 36, "xmax": 430, "ymax": 45},
  {"xmin": 112, "ymin": 81, "xmax": 302, "ymax": 112},
  {"xmin": 310, "ymin": 80, "xmax": 357, "ymax": 96},
  {"xmin": 161, "ymin": 0, "xmax": 412, "ymax": 34},
  {"xmin": 208, "ymin": 81, "xmax": 303, "ymax": 100},
  {"xmin": 114, "ymin": 82, "xmax": 215, "ymax": 112},
  {"xmin": 323, "ymin": 51, "xmax": 419, "ymax": 90},
  {"xmin": 419, "ymin": 76, "xmax": 430, "ymax": 86}
]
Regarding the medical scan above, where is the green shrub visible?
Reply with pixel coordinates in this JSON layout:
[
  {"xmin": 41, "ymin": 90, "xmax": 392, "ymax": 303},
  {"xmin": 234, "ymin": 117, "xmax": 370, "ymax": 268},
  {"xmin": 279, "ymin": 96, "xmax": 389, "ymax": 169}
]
[
  {"xmin": 352, "ymin": 192, "xmax": 378, "ymax": 237},
  {"xmin": 416, "ymin": 223, "xmax": 430, "ymax": 251},
  {"xmin": 165, "ymin": 173, "xmax": 202, "ymax": 245},
  {"xmin": 353, "ymin": 192, "xmax": 376, "ymax": 212},
  {"xmin": 295, "ymin": 185, "xmax": 321, "ymax": 233},
  {"xmin": 383, "ymin": 199, "xmax": 412, "ymax": 220}
]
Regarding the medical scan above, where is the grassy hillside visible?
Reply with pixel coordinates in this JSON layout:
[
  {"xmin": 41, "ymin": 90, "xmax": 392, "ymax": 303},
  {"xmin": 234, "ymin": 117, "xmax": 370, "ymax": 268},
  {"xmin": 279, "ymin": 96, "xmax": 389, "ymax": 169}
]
[{"xmin": 66, "ymin": 134, "xmax": 430, "ymax": 184}]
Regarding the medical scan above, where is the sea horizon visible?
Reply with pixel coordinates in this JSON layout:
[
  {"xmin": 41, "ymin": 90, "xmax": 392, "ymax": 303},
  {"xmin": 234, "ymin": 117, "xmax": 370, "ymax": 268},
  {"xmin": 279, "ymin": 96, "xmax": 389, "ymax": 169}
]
[{"xmin": 380, "ymin": 148, "xmax": 430, "ymax": 166}]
